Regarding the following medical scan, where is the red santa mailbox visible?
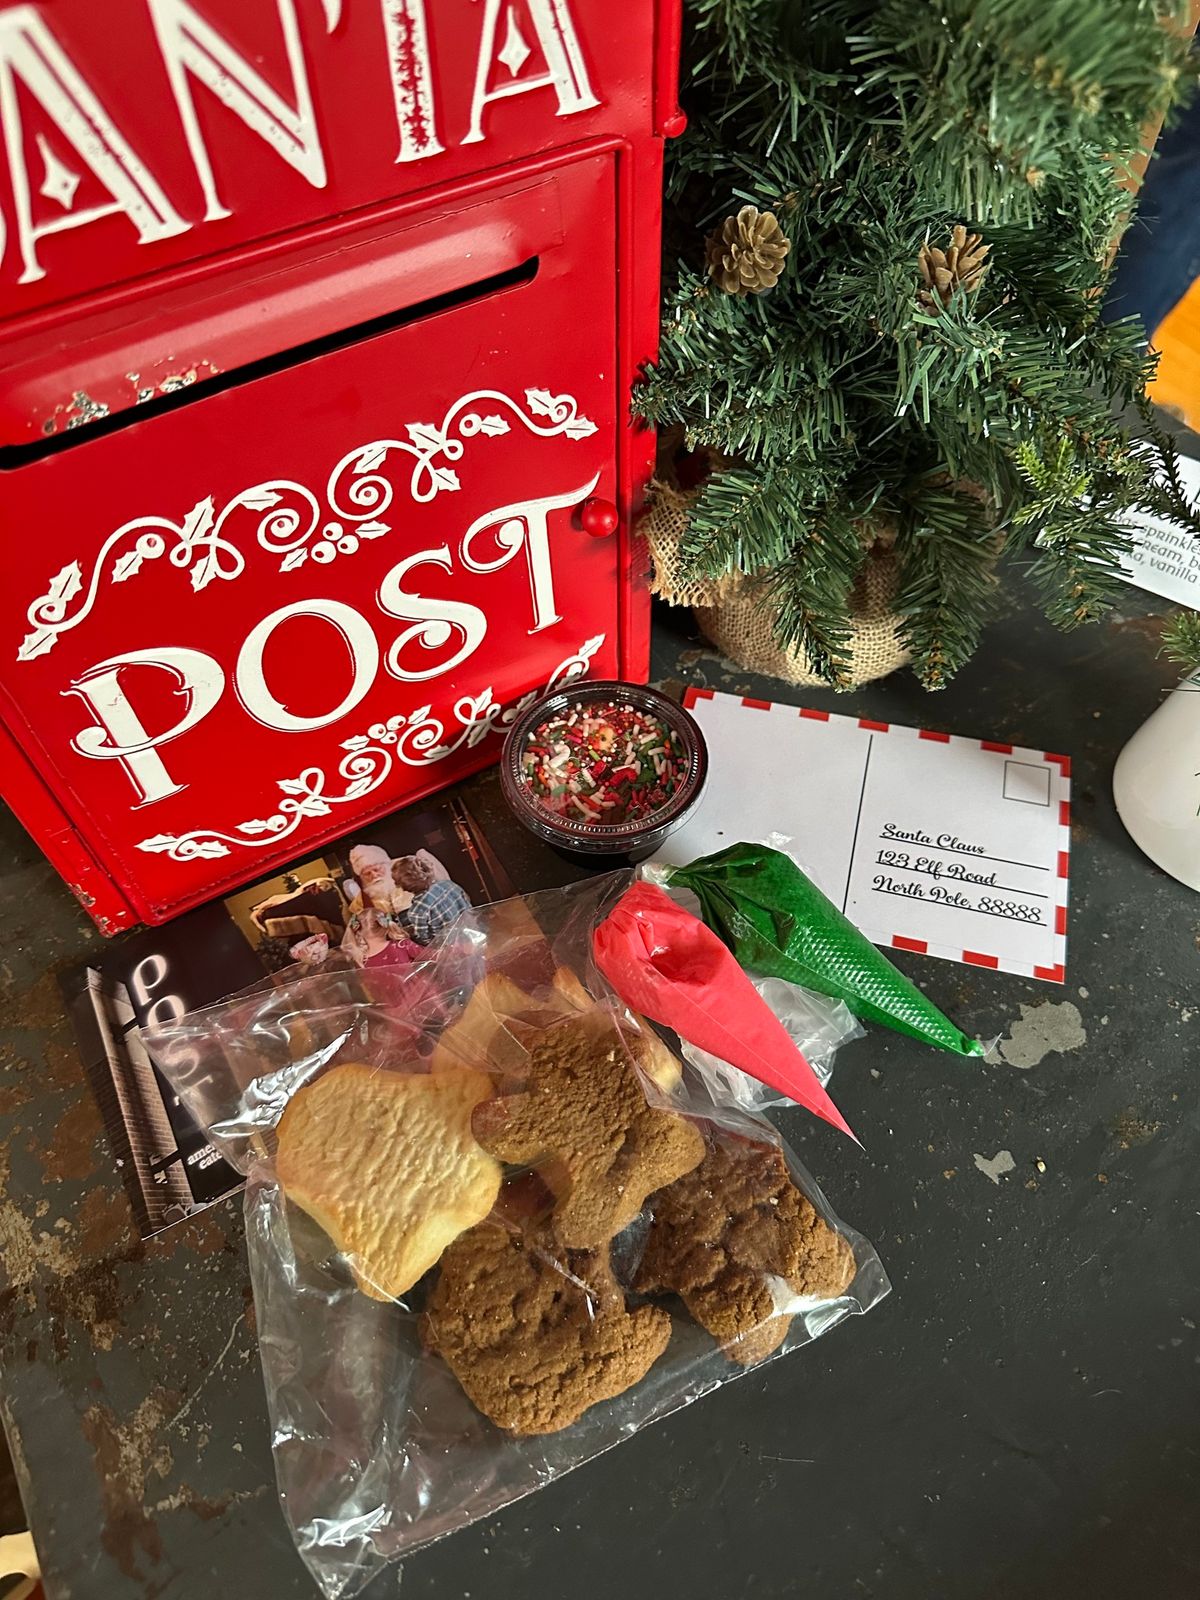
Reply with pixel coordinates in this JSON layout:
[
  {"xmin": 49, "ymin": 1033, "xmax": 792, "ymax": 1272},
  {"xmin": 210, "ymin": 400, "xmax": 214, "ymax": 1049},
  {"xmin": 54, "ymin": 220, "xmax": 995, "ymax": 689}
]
[{"xmin": 0, "ymin": 0, "xmax": 682, "ymax": 932}]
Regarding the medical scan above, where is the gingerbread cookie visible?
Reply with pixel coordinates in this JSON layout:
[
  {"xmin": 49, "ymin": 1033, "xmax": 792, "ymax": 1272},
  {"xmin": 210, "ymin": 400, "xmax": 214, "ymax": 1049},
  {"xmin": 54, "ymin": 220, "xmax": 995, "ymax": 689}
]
[
  {"xmin": 471, "ymin": 1012, "xmax": 705, "ymax": 1247},
  {"xmin": 422, "ymin": 1218, "xmax": 671, "ymax": 1434},
  {"xmin": 276, "ymin": 1062, "xmax": 501, "ymax": 1302},
  {"xmin": 636, "ymin": 1132, "xmax": 855, "ymax": 1365},
  {"xmin": 433, "ymin": 967, "xmax": 682, "ymax": 1098}
]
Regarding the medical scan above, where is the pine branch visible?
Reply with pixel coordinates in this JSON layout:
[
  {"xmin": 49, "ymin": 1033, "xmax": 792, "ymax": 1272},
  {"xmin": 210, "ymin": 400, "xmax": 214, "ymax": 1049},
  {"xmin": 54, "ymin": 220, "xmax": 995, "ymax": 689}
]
[
  {"xmin": 679, "ymin": 463, "xmax": 813, "ymax": 577},
  {"xmin": 892, "ymin": 485, "xmax": 1000, "ymax": 688},
  {"xmin": 760, "ymin": 500, "xmax": 878, "ymax": 686},
  {"xmin": 1161, "ymin": 610, "xmax": 1200, "ymax": 672}
]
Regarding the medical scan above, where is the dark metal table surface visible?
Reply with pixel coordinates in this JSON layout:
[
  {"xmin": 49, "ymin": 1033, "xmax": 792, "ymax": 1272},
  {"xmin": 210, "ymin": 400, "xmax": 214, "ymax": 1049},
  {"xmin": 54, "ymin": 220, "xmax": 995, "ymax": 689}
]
[{"xmin": 1, "ymin": 584, "xmax": 1197, "ymax": 1600}]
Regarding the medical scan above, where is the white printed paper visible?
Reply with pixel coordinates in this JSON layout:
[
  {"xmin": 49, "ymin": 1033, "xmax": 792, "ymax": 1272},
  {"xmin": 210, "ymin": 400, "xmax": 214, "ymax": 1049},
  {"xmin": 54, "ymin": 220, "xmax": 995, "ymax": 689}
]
[
  {"xmin": 1118, "ymin": 454, "xmax": 1200, "ymax": 609},
  {"xmin": 658, "ymin": 690, "xmax": 1071, "ymax": 983}
]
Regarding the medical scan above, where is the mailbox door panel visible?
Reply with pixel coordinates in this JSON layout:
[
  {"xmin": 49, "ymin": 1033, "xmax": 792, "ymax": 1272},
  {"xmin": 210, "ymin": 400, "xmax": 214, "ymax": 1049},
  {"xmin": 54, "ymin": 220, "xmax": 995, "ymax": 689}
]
[{"xmin": 0, "ymin": 154, "xmax": 622, "ymax": 923}]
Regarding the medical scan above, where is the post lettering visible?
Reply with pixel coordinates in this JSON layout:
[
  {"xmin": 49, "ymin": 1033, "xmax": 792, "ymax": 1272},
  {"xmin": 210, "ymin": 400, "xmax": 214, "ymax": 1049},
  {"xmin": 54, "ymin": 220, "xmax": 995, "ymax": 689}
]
[
  {"xmin": 380, "ymin": 0, "xmax": 445, "ymax": 164},
  {"xmin": 235, "ymin": 598, "xmax": 378, "ymax": 731},
  {"xmin": 464, "ymin": 0, "xmax": 600, "ymax": 145},
  {"xmin": 377, "ymin": 546, "xmax": 488, "ymax": 681},
  {"xmin": 0, "ymin": 5, "xmax": 190, "ymax": 284},
  {"xmin": 460, "ymin": 472, "xmax": 596, "ymax": 633},
  {"xmin": 64, "ymin": 646, "xmax": 225, "ymax": 807},
  {"xmin": 148, "ymin": 0, "xmax": 327, "ymax": 221}
]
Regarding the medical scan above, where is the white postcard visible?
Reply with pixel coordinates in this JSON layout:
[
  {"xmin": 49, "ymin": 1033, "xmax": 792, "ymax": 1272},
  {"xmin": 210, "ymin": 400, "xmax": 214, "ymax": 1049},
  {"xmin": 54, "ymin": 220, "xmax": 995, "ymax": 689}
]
[
  {"xmin": 1118, "ymin": 454, "xmax": 1200, "ymax": 610},
  {"xmin": 658, "ymin": 689, "xmax": 1071, "ymax": 983}
]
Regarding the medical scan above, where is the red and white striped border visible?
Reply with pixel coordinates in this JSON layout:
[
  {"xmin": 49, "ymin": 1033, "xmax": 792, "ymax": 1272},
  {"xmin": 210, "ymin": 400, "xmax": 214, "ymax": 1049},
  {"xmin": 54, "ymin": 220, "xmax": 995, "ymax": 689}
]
[{"xmin": 682, "ymin": 687, "xmax": 1071, "ymax": 984}]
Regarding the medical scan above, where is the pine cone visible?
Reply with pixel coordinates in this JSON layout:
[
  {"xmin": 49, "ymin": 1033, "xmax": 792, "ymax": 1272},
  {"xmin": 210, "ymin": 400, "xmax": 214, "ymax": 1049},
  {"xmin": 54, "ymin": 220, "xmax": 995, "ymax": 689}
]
[
  {"xmin": 705, "ymin": 205, "xmax": 790, "ymax": 295},
  {"xmin": 917, "ymin": 225, "xmax": 990, "ymax": 309}
]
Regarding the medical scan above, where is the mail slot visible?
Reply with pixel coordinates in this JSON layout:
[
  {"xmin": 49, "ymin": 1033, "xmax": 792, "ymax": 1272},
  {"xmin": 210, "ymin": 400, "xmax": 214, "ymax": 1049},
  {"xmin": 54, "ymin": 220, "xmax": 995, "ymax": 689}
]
[{"xmin": 0, "ymin": 0, "xmax": 682, "ymax": 931}]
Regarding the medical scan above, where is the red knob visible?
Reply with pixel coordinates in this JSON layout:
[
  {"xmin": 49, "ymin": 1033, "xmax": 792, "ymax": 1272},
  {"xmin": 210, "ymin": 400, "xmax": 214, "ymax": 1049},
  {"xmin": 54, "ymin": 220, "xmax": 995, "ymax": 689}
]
[
  {"xmin": 659, "ymin": 108, "xmax": 688, "ymax": 140},
  {"xmin": 580, "ymin": 497, "xmax": 619, "ymax": 537}
]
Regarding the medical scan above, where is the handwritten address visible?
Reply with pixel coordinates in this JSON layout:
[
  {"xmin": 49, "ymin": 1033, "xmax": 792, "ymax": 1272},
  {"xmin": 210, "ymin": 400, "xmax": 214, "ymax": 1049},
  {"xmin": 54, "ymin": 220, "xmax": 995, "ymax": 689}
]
[{"xmin": 872, "ymin": 822, "xmax": 1046, "ymax": 926}]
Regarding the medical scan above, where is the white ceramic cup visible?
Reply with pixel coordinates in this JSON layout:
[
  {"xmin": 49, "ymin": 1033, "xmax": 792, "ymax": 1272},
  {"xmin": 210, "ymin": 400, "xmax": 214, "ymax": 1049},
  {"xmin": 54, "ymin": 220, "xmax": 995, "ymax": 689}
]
[{"xmin": 1113, "ymin": 670, "xmax": 1200, "ymax": 891}]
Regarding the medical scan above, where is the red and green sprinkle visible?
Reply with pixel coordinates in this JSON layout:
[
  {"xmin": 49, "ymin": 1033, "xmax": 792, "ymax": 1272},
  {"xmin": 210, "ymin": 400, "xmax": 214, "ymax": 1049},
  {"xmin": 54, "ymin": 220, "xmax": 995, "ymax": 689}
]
[{"xmin": 520, "ymin": 700, "xmax": 687, "ymax": 827}]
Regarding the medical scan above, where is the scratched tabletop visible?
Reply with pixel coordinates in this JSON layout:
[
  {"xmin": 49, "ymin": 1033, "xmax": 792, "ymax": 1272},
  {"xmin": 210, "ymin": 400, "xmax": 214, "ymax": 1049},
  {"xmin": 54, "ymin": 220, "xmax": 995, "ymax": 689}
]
[{"xmin": 2, "ymin": 583, "xmax": 1198, "ymax": 1600}]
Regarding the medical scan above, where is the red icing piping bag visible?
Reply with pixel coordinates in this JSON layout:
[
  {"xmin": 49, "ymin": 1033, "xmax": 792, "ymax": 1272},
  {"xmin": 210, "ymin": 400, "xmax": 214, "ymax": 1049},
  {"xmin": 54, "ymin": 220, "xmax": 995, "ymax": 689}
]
[{"xmin": 593, "ymin": 881, "xmax": 857, "ymax": 1142}]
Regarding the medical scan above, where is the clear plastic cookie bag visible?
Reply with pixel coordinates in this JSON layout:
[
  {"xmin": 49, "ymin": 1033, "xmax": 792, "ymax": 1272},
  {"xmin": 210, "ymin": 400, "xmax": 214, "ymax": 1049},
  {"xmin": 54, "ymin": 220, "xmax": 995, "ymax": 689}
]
[{"xmin": 145, "ymin": 871, "xmax": 888, "ymax": 1600}]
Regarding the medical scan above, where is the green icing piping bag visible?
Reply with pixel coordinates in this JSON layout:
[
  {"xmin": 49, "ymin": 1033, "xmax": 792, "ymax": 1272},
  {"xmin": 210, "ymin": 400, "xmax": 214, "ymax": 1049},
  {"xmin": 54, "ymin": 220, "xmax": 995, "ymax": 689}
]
[{"xmin": 668, "ymin": 841, "xmax": 983, "ymax": 1057}]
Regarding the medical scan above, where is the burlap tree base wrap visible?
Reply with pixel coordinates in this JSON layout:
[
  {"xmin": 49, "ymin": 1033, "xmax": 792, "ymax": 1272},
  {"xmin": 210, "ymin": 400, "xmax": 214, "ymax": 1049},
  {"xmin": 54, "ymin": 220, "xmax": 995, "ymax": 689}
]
[{"xmin": 643, "ymin": 478, "xmax": 911, "ymax": 689}]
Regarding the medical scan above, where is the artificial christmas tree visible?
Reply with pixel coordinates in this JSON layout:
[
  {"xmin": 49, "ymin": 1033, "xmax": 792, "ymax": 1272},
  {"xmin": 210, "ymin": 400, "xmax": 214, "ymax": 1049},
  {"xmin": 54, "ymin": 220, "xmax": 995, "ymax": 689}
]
[{"xmin": 641, "ymin": 0, "xmax": 1200, "ymax": 689}]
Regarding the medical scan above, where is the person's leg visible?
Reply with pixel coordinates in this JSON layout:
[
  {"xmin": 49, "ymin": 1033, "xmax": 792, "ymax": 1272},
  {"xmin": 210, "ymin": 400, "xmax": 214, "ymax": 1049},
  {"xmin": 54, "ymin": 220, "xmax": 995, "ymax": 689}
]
[{"xmin": 1107, "ymin": 86, "xmax": 1200, "ymax": 337}]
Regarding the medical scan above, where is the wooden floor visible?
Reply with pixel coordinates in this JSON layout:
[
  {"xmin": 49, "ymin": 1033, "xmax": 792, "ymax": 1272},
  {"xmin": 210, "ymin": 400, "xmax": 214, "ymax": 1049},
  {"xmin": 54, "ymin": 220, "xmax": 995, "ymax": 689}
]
[{"xmin": 1150, "ymin": 276, "xmax": 1200, "ymax": 429}]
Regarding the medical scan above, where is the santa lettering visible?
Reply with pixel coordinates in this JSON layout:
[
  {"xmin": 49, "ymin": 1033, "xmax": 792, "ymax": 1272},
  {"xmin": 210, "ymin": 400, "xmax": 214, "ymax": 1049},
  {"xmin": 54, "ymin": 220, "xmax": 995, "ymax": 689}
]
[{"xmin": 0, "ymin": 0, "xmax": 601, "ymax": 285}]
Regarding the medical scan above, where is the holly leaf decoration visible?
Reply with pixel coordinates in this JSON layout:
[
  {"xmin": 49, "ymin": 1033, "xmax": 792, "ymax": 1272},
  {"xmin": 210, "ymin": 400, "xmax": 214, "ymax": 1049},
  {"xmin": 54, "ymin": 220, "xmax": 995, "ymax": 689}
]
[
  {"xmin": 239, "ymin": 487, "xmax": 282, "ymax": 511},
  {"xmin": 407, "ymin": 421, "xmax": 447, "ymax": 453},
  {"xmin": 341, "ymin": 735, "xmax": 371, "ymax": 751},
  {"xmin": 355, "ymin": 443, "xmax": 389, "ymax": 474},
  {"xmin": 136, "ymin": 834, "xmax": 230, "ymax": 860},
  {"xmin": 525, "ymin": 388, "xmax": 561, "ymax": 419},
  {"xmin": 180, "ymin": 496, "xmax": 216, "ymax": 545},
  {"xmin": 277, "ymin": 777, "xmax": 309, "ymax": 795},
  {"xmin": 238, "ymin": 819, "xmax": 276, "ymax": 835},
  {"xmin": 356, "ymin": 521, "xmax": 389, "ymax": 538},
  {"xmin": 503, "ymin": 691, "xmax": 537, "ymax": 725},
  {"xmin": 46, "ymin": 562, "xmax": 83, "ymax": 607},
  {"xmin": 280, "ymin": 548, "xmax": 307, "ymax": 572},
  {"xmin": 111, "ymin": 549, "xmax": 143, "ymax": 583},
  {"xmin": 563, "ymin": 415, "xmax": 597, "ymax": 439},
  {"xmin": 429, "ymin": 466, "xmax": 460, "ymax": 495},
  {"xmin": 17, "ymin": 629, "xmax": 56, "ymax": 662},
  {"xmin": 407, "ymin": 704, "xmax": 431, "ymax": 725},
  {"xmin": 477, "ymin": 414, "xmax": 509, "ymax": 436},
  {"xmin": 16, "ymin": 562, "xmax": 84, "ymax": 660}
]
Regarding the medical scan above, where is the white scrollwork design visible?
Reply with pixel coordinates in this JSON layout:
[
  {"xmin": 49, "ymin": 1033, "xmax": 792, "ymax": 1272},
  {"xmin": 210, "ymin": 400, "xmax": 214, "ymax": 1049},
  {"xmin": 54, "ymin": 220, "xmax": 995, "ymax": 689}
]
[
  {"xmin": 18, "ymin": 386, "xmax": 597, "ymax": 662},
  {"xmin": 135, "ymin": 635, "xmax": 606, "ymax": 864},
  {"xmin": 325, "ymin": 386, "xmax": 597, "ymax": 516},
  {"xmin": 18, "ymin": 500, "xmax": 245, "ymax": 662}
]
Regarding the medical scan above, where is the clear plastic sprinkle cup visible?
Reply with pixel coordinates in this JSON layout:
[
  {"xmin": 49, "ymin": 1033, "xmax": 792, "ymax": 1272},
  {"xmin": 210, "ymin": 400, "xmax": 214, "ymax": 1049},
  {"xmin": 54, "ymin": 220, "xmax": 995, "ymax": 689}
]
[{"xmin": 500, "ymin": 681, "xmax": 708, "ymax": 860}]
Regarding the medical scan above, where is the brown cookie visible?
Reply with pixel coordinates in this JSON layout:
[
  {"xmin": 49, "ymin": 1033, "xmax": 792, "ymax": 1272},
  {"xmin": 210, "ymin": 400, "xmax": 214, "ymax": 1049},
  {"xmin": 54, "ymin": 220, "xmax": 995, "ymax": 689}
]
[
  {"xmin": 471, "ymin": 1012, "xmax": 705, "ymax": 1247},
  {"xmin": 422, "ymin": 1219, "xmax": 672, "ymax": 1435},
  {"xmin": 635, "ymin": 1131, "xmax": 855, "ymax": 1366},
  {"xmin": 433, "ymin": 968, "xmax": 680, "ymax": 1094}
]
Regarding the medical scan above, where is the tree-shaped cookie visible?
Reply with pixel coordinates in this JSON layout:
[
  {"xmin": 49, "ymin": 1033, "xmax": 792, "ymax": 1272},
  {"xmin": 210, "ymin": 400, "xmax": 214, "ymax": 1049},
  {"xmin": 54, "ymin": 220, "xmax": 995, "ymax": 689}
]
[{"xmin": 471, "ymin": 1012, "xmax": 704, "ymax": 1247}]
